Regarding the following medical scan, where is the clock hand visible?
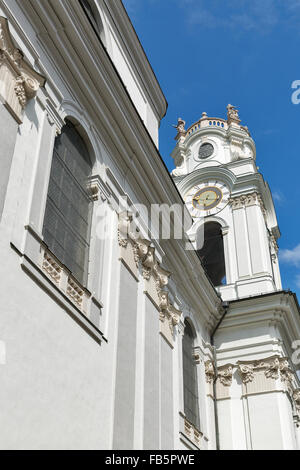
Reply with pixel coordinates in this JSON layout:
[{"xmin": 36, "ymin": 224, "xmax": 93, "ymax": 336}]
[{"xmin": 194, "ymin": 195, "xmax": 218, "ymax": 201}]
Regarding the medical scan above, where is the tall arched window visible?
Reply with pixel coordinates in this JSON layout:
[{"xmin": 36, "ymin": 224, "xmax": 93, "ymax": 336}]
[
  {"xmin": 43, "ymin": 120, "xmax": 93, "ymax": 285},
  {"xmin": 80, "ymin": 0, "xmax": 106, "ymax": 45},
  {"xmin": 182, "ymin": 320, "xmax": 200, "ymax": 429},
  {"xmin": 197, "ymin": 222, "xmax": 226, "ymax": 287}
]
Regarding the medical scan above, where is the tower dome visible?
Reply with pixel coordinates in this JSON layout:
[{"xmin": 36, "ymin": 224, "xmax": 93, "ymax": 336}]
[
  {"xmin": 171, "ymin": 105, "xmax": 256, "ymax": 178},
  {"xmin": 172, "ymin": 105, "xmax": 281, "ymax": 301}
]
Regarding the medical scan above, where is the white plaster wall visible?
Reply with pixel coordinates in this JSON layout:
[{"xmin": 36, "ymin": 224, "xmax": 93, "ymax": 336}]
[
  {"xmin": 0, "ymin": 241, "xmax": 115, "ymax": 449},
  {"xmin": 1, "ymin": 0, "xmax": 296, "ymax": 453},
  {"xmin": 246, "ymin": 393, "xmax": 291, "ymax": 450}
]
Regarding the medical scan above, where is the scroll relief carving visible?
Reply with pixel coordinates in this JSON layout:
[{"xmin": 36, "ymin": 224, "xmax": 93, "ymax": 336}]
[
  {"xmin": 238, "ymin": 364, "xmax": 255, "ymax": 384},
  {"xmin": 228, "ymin": 136, "xmax": 254, "ymax": 161},
  {"xmin": 118, "ymin": 212, "xmax": 182, "ymax": 339},
  {"xmin": 270, "ymin": 233, "xmax": 279, "ymax": 254},
  {"xmin": 238, "ymin": 356, "xmax": 295, "ymax": 385},
  {"xmin": 218, "ymin": 365, "xmax": 233, "ymax": 387},
  {"xmin": 205, "ymin": 360, "xmax": 215, "ymax": 384},
  {"xmin": 229, "ymin": 192, "xmax": 267, "ymax": 220},
  {"xmin": 294, "ymin": 390, "xmax": 300, "ymax": 415},
  {"xmin": 41, "ymin": 247, "xmax": 89, "ymax": 315},
  {"xmin": 0, "ymin": 17, "xmax": 45, "ymax": 123}
]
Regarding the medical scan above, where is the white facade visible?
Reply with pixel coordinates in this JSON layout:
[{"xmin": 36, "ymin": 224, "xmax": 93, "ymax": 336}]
[
  {"xmin": 172, "ymin": 108, "xmax": 300, "ymax": 449},
  {"xmin": 0, "ymin": 0, "xmax": 299, "ymax": 451}
]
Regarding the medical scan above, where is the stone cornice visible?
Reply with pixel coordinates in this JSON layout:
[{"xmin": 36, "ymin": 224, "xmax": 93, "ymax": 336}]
[
  {"xmin": 103, "ymin": 0, "xmax": 167, "ymax": 120},
  {"xmin": 87, "ymin": 174, "xmax": 111, "ymax": 201},
  {"xmin": 0, "ymin": 16, "xmax": 45, "ymax": 123},
  {"xmin": 216, "ymin": 292, "xmax": 300, "ymax": 348},
  {"xmin": 214, "ymin": 355, "xmax": 300, "ymax": 407}
]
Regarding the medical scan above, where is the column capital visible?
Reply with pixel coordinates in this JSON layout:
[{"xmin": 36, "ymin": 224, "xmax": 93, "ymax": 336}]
[{"xmin": 0, "ymin": 17, "xmax": 45, "ymax": 123}]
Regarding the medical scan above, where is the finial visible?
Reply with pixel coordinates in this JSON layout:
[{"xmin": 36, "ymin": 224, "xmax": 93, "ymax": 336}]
[
  {"xmin": 201, "ymin": 112, "xmax": 207, "ymax": 118},
  {"xmin": 173, "ymin": 117, "xmax": 186, "ymax": 140},
  {"xmin": 227, "ymin": 104, "xmax": 241, "ymax": 124}
]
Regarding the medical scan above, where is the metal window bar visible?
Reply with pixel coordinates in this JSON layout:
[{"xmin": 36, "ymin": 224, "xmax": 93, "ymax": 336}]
[
  {"xmin": 182, "ymin": 322, "xmax": 200, "ymax": 430},
  {"xmin": 43, "ymin": 121, "xmax": 93, "ymax": 286}
]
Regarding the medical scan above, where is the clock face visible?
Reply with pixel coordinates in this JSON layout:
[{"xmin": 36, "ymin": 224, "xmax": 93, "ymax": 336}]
[{"xmin": 185, "ymin": 181, "xmax": 230, "ymax": 217}]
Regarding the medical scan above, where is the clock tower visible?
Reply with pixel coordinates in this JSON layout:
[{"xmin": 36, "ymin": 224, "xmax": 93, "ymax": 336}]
[{"xmin": 171, "ymin": 105, "xmax": 282, "ymax": 301}]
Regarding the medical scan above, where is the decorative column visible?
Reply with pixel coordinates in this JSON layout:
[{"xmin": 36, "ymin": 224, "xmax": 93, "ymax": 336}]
[
  {"xmin": 0, "ymin": 17, "xmax": 45, "ymax": 124},
  {"xmin": 118, "ymin": 211, "xmax": 182, "ymax": 347},
  {"xmin": 221, "ymin": 225, "xmax": 231, "ymax": 284},
  {"xmin": 293, "ymin": 390, "xmax": 300, "ymax": 450},
  {"xmin": 0, "ymin": 17, "xmax": 45, "ymax": 221},
  {"xmin": 229, "ymin": 192, "xmax": 274, "ymax": 296},
  {"xmin": 118, "ymin": 213, "xmax": 182, "ymax": 449},
  {"xmin": 237, "ymin": 356, "xmax": 298, "ymax": 449},
  {"xmin": 229, "ymin": 195, "xmax": 252, "ymax": 280}
]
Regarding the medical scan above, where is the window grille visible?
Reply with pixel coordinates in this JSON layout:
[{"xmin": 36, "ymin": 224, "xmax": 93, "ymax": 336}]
[
  {"xmin": 43, "ymin": 121, "xmax": 93, "ymax": 286},
  {"xmin": 182, "ymin": 321, "xmax": 200, "ymax": 430}
]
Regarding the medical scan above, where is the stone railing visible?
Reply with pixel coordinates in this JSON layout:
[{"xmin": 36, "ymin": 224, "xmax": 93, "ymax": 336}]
[
  {"xmin": 185, "ymin": 115, "xmax": 228, "ymax": 137},
  {"xmin": 40, "ymin": 246, "xmax": 90, "ymax": 316}
]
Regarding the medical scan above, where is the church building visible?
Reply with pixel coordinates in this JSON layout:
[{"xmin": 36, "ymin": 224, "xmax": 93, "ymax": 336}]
[{"xmin": 0, "ymin": 0, "xmax": 299, "ymax": 450}]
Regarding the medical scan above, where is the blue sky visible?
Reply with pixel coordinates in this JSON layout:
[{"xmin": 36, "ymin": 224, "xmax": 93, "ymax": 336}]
[{"xmin": 123, "ymin": 0, "xmax": 300, "ymax": 298}]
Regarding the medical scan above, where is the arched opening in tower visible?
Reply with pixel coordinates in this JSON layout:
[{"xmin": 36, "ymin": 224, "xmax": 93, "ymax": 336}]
[{"xmin": 197, "ymin": 222, "xmax": 226, "ymax": 287}]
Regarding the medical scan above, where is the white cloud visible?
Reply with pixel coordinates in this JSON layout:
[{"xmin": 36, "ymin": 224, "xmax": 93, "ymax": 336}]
[
  {"xmin": 272, "ymin": 191, "xmax": 285, "ymax": 203},
  {"xmin": 280, "ymin": 244, "xmax": 300, "ymax": 266},
  {"xmin": 179, "ymin": 0, "xmax": 300, "ymax": 34}
]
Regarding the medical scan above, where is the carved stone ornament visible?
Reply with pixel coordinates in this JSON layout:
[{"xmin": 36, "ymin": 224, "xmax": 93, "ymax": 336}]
[
  {"xmin": 218, "ymin": 365, "xmax": 233, "ymax": 387},
  {"xmin": 193, "ymin": 348, "xmax": 201, "ymax": 364},
  {"xmin": 279, "ymin": 359, "xmax": 294, "ymax": 384},
  {"xmin": 0, "ymin": 17, "xmax": 45, "ymax": 123},
  {"xmin": 118, "ymin": 211, "xmax": 133, "ymax": 248},
  {"xmin": 117, "ymin": 212, "xmax": 182, "ymax": 339},
  {"xmin": 41, "ymin": 247, "xmax": 89, "ymax": 315},
  {"xmin": 270, "ymin": 233, "xmax": 279, "ymax": 254},
  {"xmin": 294, "ymin": 390, "xmax": 300, "ymax": 413},
  {"xmin": 229, "ymin": 135, "xmax": 243, "ymax": 161},
  {"xmin": 238, "ymin": 364, "xmax": 255, "ymax": 384},
  {"xmin": 205, "ymin": 360, "xmax": 215, "ymax": 384},
  {"xmin": 264, "ymin": 357, "xmax": 280, "ymax": 380},
  {"xmin": 154, "ymin": 262, "xmax": 171, "ymax": 289},
  {"xmin": 86, "ymin": 175, "xmax": 110, "ymax": 202},
  {"xmin": 173, "ymin": 117, "xmax": 186, "ymax": 140},
  {"xmin": 142, "ymin": 246, "xmax": 156, "ymax": 280},
  {"xmin": 229, "ymin": 192, "xmax": 266, "ymax": 219},
  {"xmin": 238, "ymin": 356, "xmax": 295, "ymax": 385},
  {"xmin": 159, "ymin": 291, "xmax": 181, "ymax": 335},
  {"xmin": 227, "ymin": 103, "xmax": 241, "ymax": 125}
]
